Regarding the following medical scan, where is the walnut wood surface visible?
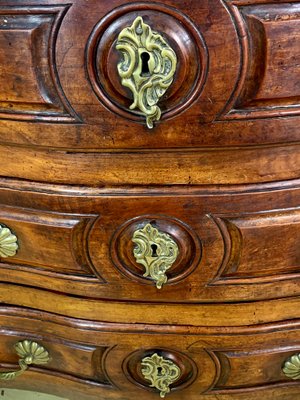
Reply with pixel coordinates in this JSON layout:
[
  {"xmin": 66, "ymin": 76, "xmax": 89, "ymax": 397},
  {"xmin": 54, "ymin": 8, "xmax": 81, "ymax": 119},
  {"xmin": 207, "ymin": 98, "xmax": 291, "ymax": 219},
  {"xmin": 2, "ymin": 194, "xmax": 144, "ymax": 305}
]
[
  {"xmin": 0, "ymin": 0, "xmax": 299, "ymax": 399},
  {"xmin": 1, "ymin": 144, "xmax": 299, "ymax": 186},
  {"xmin": 0, "ymin": 307, "xmax": 299, "ymax": 399},
  {"xmin": 0, "ymin": 180, "xmax": 299, "ymax": 303},
  {"xmin": 0, "ymin": 0, "xmax": 299, "ymax": 151}
]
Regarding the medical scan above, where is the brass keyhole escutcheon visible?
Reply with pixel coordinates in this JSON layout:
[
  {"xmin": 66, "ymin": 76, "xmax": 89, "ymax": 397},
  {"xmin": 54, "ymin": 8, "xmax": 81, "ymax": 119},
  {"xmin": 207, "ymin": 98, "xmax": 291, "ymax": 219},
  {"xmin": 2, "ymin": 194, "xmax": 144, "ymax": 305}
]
[
  {"xmin": 116, "ymin": 16, "xmax": 178, "ymax": 129},
  {"xmin": 141, "ymin": 353, "xmax": 181, "ymax": 398},
  {"xmin": 132, "ymin": 223, "xmax": 179, "ymax": 289}
]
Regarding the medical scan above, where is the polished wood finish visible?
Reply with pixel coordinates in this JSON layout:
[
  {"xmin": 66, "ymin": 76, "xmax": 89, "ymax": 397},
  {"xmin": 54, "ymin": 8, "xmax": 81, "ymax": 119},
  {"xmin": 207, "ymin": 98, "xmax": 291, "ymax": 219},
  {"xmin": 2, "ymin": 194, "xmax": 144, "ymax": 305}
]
[
  {"xmin": 1, "ymin": 307, "xmax": 300, "ymax": 400},
  {"xmin": 0, "ymin": 144, "xmax": 299, "ymax": 186},
  {"xmin": 0, "ymin": 180, "xmax": 298, "ymax": 303},
  {"xmin": 0, "ymin": 0, "xmax": 299, "ymax": 149},
  {"xmin": 0, "ymin": 0, "xmax": 299, "ymax": 399}
]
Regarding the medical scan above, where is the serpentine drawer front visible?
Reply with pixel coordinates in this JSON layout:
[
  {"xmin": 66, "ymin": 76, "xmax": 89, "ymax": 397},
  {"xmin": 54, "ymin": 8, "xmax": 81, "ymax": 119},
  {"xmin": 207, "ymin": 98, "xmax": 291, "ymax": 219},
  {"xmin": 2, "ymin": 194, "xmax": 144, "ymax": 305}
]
[
  {"xmin": 0, "ymin": 0, "xmax": 299, "ymax": 399},
  {"xmin": 0, "ymin": 309, "xmax": 300, "ymax": 400},
  {"xmin": 0, "ymin": 182, "xmax": 298, "ymax": 304}
]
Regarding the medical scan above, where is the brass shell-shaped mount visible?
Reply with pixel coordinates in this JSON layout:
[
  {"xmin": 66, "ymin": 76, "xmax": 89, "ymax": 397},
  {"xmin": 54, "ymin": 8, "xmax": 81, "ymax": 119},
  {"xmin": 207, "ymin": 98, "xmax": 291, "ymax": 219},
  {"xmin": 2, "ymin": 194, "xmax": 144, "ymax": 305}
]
[
  {"xmin": 0, "ymin": 340, "xmax": 50, "ymax": 380},
  {"xmin": 0, "ymin": 224, "xmax": 18, "ymax": 258},
  {"xmin": 141, "ymin": 353, "xmax": 181, "ymax": 398},
  {"xmin": 116, "ymin": 16, "xmax": 177, "ymax": 129},
  {"xmin": 283, "ymin": 353, "xmax": 300, "ymax": 380},
  {"xmin": 132, "ymin": 223, "xmax": 179, "ymax": 289}
]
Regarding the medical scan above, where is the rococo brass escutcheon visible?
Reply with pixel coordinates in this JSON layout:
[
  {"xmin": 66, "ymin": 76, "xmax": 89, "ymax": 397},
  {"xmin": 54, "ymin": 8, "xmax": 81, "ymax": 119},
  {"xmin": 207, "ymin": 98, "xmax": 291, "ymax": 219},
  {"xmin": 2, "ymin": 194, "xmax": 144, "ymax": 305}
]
[
  {"xmin": 141, "ymin": 353, "xmax": 181, "ymax": 398},
  {"xmin": 282, "ymin": 353, "xmax": 300, "ymax": 380},
  {"xmin": 132, "ymin": 223, "xmax": 179, "ymax": 289},
  {"xmin": 0, "ymin": 224, "xmax": 18, "ymax": 258},
  {"xmin": 116, "ymin": 16, "xmax": 177, "ymax": 129},
  {"xmin": 0, "ymin": 340, "xmax": 50, "ymax": 380}
]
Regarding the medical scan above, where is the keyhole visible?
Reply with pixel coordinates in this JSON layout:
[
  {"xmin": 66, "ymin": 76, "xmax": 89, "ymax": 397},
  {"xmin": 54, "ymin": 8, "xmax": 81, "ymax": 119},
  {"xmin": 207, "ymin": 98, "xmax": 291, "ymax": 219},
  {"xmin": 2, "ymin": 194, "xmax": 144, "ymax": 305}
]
[
  {"xmin": 151, "ymin": 244, "xmax": 158, "ymax": 257},
  {"xmin": 141, "ymin": 52, "xmax": 150, "ymax": 76},
  {"xmin": 157, "ymin": 367, "xmax": 163, "ymax": 375}
]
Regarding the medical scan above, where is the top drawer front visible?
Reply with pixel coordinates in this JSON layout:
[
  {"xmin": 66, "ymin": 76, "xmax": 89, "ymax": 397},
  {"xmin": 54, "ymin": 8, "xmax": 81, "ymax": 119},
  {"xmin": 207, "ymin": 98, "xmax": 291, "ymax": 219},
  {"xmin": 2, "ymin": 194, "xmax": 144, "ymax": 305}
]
[
  {"xmin": 0, "ymin": 181, "xmax": 299, "ymax": 303},
  {"xmin": 0, "ymin": 0, "xmax": 299, "ymax": 149}
]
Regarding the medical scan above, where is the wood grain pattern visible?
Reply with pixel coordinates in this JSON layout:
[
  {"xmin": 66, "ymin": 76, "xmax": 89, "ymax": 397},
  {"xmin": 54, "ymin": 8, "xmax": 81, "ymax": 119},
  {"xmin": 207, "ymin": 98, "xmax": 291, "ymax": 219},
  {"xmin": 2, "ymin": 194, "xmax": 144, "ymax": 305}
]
[
  {"xmin": 0, "ymin": 5, "xmax": 78, "ymax": 122},
  {"xmin": 0, "ymin": 0, "xmax": 298, "ymax": 148},
  {"xmin": 213, "ymin": 208, "xmax": 300, "ymax": 283},
  {"xmin": 0, "ymin": 180, "xmax": 298, "ymax": 302},
  {"xmin": 0, "ymin": 307, "xmax": 299, "ymax": 399},
  {"xmin": 0, "ymin": 205, "xmax": 98, "ymax": 277},
  {"xmin": 1, "ymin": 282, "xmax": 300, "ymax": 326},
  {"xmin": 223, "ymin": 1, "xmax": 300, "ymax": 119},
  {"xmin": 0, "ymin": 144, "xmax": 299, "ymax": 185},
  {"xmin": 0, "ymin": 332, "xmax": 111, "ymax": 387},
  {"xmin": 0, "ymin": 0, "xmax": 299, "ymax": 398}
]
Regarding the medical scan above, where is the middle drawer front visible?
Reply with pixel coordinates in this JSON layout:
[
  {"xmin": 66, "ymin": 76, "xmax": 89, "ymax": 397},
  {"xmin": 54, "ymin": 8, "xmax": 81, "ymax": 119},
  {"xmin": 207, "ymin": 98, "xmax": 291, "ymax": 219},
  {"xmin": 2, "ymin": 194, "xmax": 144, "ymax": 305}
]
[
  {"xmin": 0, "ymin": 308, "xmax": 300, "ymax": 400},
  {"xmin": 0, "ymin": 183, "xmax": 299, "ymax": 302}
]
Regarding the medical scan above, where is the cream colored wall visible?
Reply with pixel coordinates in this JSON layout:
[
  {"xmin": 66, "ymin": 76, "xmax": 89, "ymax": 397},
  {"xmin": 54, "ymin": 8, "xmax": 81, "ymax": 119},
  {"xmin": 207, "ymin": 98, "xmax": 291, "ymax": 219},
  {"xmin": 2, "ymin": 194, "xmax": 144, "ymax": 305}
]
[{"xmin": 0, "ymin": 389, "xmax": 66, "ymax": 399}]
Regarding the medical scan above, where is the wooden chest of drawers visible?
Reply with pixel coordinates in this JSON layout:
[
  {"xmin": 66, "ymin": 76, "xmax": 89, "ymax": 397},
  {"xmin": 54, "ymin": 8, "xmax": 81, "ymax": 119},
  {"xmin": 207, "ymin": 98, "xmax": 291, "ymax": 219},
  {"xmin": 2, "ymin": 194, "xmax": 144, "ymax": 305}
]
[{"xmin": 0, "ymin": 0, "xmax": 299, "ymax": 399}]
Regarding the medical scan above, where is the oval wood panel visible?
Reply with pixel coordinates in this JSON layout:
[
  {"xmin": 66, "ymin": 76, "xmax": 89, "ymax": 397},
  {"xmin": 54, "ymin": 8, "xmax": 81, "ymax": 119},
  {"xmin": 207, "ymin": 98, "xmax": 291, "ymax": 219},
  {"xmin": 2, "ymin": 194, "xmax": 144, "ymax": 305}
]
[
  {"xmin": 86, "ymin": 3, "xmax": 208, "ymax": 124},
  {"xmin": 110, "ymin": 214, "xmax": 201, "ymax": 286}
]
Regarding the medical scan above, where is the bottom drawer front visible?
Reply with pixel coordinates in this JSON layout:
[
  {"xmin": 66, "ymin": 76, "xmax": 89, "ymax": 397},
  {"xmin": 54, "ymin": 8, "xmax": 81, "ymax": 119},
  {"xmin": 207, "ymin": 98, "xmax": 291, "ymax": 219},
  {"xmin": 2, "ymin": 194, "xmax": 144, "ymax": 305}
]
[{"xmin": 0, "ymin": 309, "xmax": 300, "ymax": 399}]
